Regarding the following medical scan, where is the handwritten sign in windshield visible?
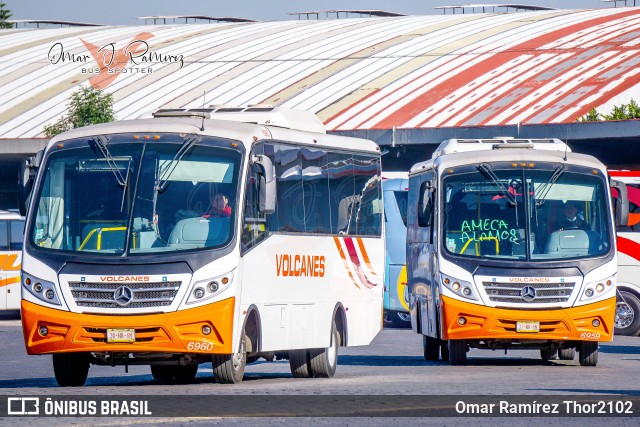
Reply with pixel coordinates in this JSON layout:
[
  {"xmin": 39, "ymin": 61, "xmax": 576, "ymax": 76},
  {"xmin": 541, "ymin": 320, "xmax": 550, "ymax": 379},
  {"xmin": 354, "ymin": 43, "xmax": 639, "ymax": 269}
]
[{"xmin": 460, "ymin": 219, "xmax": 518, "ymax": 243}]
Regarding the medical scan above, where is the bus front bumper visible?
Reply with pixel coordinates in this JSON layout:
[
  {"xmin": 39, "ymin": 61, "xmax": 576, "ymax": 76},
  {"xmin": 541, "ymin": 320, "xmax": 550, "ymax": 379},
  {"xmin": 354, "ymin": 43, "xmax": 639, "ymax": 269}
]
[
  {"xmin": 441, "ymin": 295, "xmax": 615, "ymax": 342},
  {"xmin": 21, "ymin": 297, "xmax": 235, "ymax": 355}
]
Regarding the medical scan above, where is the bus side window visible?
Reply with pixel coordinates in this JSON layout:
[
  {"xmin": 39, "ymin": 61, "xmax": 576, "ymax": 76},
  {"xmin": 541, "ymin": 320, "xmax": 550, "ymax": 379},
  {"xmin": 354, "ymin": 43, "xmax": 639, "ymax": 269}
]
[
  {"xmin": 0, "ymin": 221, "xmax": 8, "ymax": 250},
  {"xmin": 242, "ymin": 163, "xmax": 267, "ymax": 251},
  {"xmin": 418, "ymin": 181, "xmax": 434, "ymax": 243}
]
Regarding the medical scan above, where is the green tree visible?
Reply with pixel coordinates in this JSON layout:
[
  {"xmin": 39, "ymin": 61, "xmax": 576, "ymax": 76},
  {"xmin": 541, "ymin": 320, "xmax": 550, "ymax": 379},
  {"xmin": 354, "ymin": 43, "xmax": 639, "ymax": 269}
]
[
  {"xmin": 628, "ymin": 98, "xmax": 640, "ymax": 119},
  {"xmin": 604, "ymin": 104, "xmax": 629, "ymax": 121},
  {"xmin": 0, "ymin": 2, "xmax": 13, "ymax": 29},
  {"xmin": 578, "ymin": 107, "xmax": 601, "ymax": 122},
  {"xmin": 44, "ymin": 86, "xmax": 115, "ymax": 137}
]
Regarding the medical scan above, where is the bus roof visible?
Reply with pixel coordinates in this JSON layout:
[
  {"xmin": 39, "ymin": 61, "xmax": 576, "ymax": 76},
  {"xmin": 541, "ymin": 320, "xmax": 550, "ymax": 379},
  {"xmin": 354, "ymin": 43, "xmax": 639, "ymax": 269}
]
[
  {"xmin": 409, "ymin": 139, "xmax": 606, "ymax": 176},
  {"xmin": 47, "ymin": 108, "xmax": 380, "ymax": 154}
]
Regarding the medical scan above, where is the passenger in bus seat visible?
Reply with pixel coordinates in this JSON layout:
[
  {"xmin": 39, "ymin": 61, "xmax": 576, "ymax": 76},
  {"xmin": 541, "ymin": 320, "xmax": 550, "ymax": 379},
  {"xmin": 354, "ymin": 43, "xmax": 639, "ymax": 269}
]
[{"xmin": 203, "ymin": 193, "xmax": 232, "ymax": 218}]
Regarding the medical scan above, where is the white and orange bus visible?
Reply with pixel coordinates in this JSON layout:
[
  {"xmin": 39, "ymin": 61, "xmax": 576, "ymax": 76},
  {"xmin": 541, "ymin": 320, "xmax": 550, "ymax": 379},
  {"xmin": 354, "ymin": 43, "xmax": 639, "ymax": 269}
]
[
  {"xmin": 0, "ymin": 210, "xmax": 24, "ymax": 310},
  {"xmin": 407, "ymin": 138, "xmax": 627, "ymax": 366},
  {"xmin": 18, "ymin": 107, "xmax": 384, "ymax": 386},
  {"xmin": 609, "ymin": 170, "xmax": 640, "ymax": 336}
]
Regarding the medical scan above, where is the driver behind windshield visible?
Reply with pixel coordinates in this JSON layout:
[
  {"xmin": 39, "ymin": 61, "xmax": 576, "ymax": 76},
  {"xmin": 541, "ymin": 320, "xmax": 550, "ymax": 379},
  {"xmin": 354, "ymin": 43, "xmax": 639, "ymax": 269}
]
[{"xmin": 556, "ymin": 202, "xmax": 586, "ymax": 230}]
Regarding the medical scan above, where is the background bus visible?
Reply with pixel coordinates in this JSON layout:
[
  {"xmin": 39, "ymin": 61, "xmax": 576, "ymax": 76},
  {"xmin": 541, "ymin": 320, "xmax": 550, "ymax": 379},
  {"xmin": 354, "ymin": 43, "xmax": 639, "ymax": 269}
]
[
  {"xmin": 18, "ymin": 107, "xmax": 384, "ymax": 386},
  {"xmin": 407, "ymin": 138, "xmax": 627, "ymax": 366},
  {"xmin": 0, "ymin": 210, "xmax": 24, "ymax": 310},
  {"xmin": 382, "ymin": 172, "xmax": 410, "ymax": 327},
  {"xmin": 610, "ymin": 170, "xmax": 640, "ymax": 336}
]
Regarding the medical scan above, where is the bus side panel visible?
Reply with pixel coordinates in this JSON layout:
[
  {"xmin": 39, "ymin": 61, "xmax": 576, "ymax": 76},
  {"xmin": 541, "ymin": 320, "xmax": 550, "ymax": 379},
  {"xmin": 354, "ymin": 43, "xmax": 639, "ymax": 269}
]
[
  {"xmin": 0, "ymin": 251, "xmax": 22, "ymax": 310},
  {"xmin": 618, "ymin": 231, "xmax": 640, "ymax": 293},
  {"xmin": 383, "ymin": 187, "xmax": 408, "ymax": 314},
  {"xmin": 239, "ymin": 234, "xmax": 383, "ymax": 351}
]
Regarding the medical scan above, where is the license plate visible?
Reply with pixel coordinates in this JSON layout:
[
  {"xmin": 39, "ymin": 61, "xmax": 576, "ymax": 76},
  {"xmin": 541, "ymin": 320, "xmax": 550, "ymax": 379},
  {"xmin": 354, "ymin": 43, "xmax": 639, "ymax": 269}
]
[
  {"xmin": 516, "ymin": 321, "xmax": 540, "ymax": 333},
  {"xmin": 106, "ymin": 328, "xmax": 135, "ymax": 343}
]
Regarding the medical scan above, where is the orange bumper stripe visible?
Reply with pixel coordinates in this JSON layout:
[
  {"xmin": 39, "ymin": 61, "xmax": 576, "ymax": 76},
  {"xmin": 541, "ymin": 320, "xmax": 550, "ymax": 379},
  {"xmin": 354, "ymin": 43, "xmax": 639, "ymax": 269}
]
[
  {"xmin": 21, "ymin": 297, "xmax": 235, "ymax": 355},
  {"xmin": 441, "ymin": 295, "xmax": 616, "ymax": 341}
]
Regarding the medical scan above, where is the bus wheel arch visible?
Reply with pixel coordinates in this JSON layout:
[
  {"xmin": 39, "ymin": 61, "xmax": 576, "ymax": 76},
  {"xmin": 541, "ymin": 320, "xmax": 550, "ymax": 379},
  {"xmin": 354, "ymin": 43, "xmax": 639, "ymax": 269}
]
[
  {"xmin": 332, "ymin": 303, "xmax": 347, "ymax": 346},
  {"xmin": 242, "ymin": 305, "xmax": 262, "ymax": 354}
]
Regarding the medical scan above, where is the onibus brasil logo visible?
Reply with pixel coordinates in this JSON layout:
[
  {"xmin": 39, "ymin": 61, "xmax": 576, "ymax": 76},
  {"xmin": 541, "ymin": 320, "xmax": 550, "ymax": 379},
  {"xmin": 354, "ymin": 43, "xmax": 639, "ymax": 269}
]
[{"xmin": 48, "ymin": 33, "xmax": 185, "ymax": 89}]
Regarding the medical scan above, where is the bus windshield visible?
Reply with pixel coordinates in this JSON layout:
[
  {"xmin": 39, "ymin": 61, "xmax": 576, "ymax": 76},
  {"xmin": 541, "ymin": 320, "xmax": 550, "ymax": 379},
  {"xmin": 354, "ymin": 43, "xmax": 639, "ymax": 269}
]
[
  {"xmin": 442, "ymin": 166, "xmax": 612, "ymax": 261},
  {"xmin": 31, "ymin": 134, "xmax": 242, "ymax": 256}
]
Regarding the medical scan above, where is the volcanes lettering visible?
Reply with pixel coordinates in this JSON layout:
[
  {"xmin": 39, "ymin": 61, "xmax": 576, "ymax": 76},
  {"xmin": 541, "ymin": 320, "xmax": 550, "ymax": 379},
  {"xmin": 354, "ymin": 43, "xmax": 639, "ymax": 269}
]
[
  {"xmin": 508, "ymin": 277, "xmax": 551, "ymax": 283},
  {"xmin": 276, "ymin": 254, "xmax": 325, "ymax": 277},
  {"xmin": 100, "ymin": 276, "xmax": 150, "ymax": 282}
]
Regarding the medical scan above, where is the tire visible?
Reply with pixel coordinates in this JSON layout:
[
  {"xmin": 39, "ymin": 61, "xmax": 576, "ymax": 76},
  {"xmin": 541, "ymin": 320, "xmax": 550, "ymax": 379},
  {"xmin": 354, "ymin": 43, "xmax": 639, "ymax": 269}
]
[
  {"xmin": 52, "ymin": 352, "xmax": 90, "ymax": 387},
  {"xmin": 558, "ymin": 347, "xmax": 575, "ymax": 361},
  {"xmin": 309, "ymin": 323, "xmax": 340, "ymax": 378},
  {"xmin": 212, "ymin": 332, "xmax": 246, "ymax": 384},
  {"xmin": 422, "ymin": 335, "xmax": 440, "ymax": 361},
  {"xmin": 150, "ymin": 365, "xmax": 174, "ymax": 380},
  {"xmin": 288, "ymin": 349, "xmax": 311, "ymax": 378},
  {"xmin": 448, "ymin": 340, "xmax": 467, "ymax": 366},
  {"xmin": 389, "ymin": 311, "xmax": 412, "ymax": 328},
  {"xmin": 151, "ymin": 364, "xmax": 198, "ymax": 383},
  {"xmin": 615, "ymin": 291, "xmax": 640, "ymax": 336},
  {"xmin": 579, "ymin": 341, "xmax": 598, "ymax": 367},
  {"xmin": 440, "ymin": 340, "xmax": 449, "ymax": 362},
  {"xmin": 540, "ymin": 349, "xmax": 558, "ymax": 361}
]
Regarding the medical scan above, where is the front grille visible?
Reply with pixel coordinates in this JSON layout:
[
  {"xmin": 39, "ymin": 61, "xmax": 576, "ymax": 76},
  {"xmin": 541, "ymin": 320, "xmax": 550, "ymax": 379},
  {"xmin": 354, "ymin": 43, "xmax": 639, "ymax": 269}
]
[
  {"xmin": 482, "ymin": 281, "xmax": 575, "ymax": 304},
  {"xmin": 69, "ymin": 281, "xmax": 181, "ymax": 309}
]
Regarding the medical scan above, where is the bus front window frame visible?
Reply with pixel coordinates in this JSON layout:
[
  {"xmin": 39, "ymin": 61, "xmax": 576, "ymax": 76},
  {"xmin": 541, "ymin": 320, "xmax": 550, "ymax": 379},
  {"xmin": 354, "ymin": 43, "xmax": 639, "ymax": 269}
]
[{"xmin": 440, "ymin": 163, "xmax": 613, "ymax": 263}]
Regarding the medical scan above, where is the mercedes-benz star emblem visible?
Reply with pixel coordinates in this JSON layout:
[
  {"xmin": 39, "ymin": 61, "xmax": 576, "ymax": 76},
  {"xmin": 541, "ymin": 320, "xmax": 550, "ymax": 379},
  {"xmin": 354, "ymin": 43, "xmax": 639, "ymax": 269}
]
[
  {"xmin": 520, "ymin": 285, "xmax": 537, "ymax": 302},
  {"xmin": 113, "ymin": 286, "xmax": 134, "ymax": 306}
]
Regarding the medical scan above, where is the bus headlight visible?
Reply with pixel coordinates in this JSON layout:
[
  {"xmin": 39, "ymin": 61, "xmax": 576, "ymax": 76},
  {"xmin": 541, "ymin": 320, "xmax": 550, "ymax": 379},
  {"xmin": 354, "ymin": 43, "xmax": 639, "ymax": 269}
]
[
  {"xmin": 185, "ymin": 269, "xmax": 235, "ymax": 305},
  {"xmin": 441, "ymin": 274, "xmax": 478, "ymax": 301},
  {"xmin": 22, "ymin": 272, "xmax": 61, "ymax": 306},
  {"xmin": 579, "ymin": 275, "xmax": 615, "ymax": 303}
]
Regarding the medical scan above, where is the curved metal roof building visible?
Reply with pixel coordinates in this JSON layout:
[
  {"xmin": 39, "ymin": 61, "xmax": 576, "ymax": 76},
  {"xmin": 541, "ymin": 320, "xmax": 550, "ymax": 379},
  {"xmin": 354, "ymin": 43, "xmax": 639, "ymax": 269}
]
[{"xmin": 2, "ymin": 7, "xmax": 640, "ymax": 138}]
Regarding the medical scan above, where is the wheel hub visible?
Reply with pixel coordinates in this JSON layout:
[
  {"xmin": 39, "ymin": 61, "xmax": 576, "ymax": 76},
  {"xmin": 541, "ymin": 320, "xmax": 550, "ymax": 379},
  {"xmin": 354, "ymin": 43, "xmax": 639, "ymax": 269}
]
[{"xmin": 615, "ymin": 302, "xmax": 634, "ymax": 328}]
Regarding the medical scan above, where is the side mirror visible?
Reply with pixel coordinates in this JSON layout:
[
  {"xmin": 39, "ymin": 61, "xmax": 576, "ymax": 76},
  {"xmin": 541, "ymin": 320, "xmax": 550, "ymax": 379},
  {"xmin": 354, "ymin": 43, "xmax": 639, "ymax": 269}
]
[
  {"xmin": 611, "ymin": 179, "xmax": 629, "ymax": 227},
  {"xmin": 17, "ymin": 150, "xmax": 43, "ymax": 216},
  {"xmin": 253, "ymin": 155, "xmax": 276, "ymax": 214}
]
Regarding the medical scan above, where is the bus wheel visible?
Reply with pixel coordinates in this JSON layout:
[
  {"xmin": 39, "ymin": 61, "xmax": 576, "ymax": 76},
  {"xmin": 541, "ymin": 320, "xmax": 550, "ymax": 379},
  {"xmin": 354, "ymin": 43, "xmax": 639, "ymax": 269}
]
[
  {"xmin": 212, "ymin": 333, "xmax": 246, "ymax": 384},
  {"xmin": 540, "ymin": 349, "xmax": 558, "ymax": 361},
  {"xmin": 52, "ymin": 352, "xmax": 90, "ymax": 387},
  {"xmin": 615, "ymin": 291, "xmax": 640, "ymax": 336},
  {"xmin": 422, "ymin": 335, "xmax": 440, "ymax": 361},
  {"xmin": 151, "ymin": 365, "xmax": 198, "ymax": 383},
  {"xmin": 578, "ymin": 341, "xmax": 598, "ymax": 367},
  {"xmin": 288, "ymin": 350, "xmax": 311, "ymax": 378},
  {"xmin": 150, "ymin": 365, "xmax": 174, "ymax": 380},
  {"xmin": 558, "ymin": 348, "xmax": 575, "ymax": 361},
  {"xmin": 309, "ymin": 323, "xmax": 340, "ymax": 378},
  {"xmin": 448, "ymin": 340, "xmax": 467, "ymax": 365},
  {"xmin": 440, "ymin": 340, "xmax": 449, "ymax": 362},
  {"xmin": 390, "ymin": 311, "xmax": 412, "ymax": 328}
]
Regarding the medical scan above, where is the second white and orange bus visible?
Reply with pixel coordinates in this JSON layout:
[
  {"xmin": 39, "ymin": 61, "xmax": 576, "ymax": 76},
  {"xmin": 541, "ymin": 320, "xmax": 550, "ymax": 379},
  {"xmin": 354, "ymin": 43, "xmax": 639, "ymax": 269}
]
[{"xmin": 407, "ymin": 138, "xmax": 627, "ymax": 366}]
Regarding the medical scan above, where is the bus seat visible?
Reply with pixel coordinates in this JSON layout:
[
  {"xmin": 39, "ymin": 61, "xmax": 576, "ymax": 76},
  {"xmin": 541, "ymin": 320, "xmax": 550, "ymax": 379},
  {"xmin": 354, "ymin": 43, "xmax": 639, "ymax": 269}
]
[
  {"xmin": 545, "ymin": 229, "xmax": 596, "ymax": 256},
  {"xmin": 169, "ymin": 217, "xmax": 230, "ymax": 248}
]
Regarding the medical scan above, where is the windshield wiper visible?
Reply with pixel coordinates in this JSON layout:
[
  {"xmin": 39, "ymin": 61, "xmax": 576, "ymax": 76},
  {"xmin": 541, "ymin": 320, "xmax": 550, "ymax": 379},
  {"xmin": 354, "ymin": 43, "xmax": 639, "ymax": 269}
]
[
  {"xmin": 477, "ymin": 163, "xmax": 517, "ymax": 206},
  {"xmin": 91, "ymin": 136, "xmax": 131, "ymax": 212},
  {"xmin": 156, "ymin": 135, "xmax": 200, "ymax": 192},
  {"xmin": 534, "ymin": 164, "xmax": 565, "ymax": 207}
]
